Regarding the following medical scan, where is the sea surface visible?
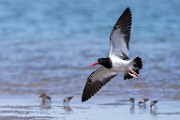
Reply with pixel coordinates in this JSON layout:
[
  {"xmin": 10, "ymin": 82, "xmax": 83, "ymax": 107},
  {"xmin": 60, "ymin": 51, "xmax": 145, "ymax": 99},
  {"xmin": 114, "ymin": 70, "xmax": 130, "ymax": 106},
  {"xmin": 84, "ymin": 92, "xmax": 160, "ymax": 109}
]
[{"xmin": 0, "ymin": 0, "xmax": 179, "ymax": 119}]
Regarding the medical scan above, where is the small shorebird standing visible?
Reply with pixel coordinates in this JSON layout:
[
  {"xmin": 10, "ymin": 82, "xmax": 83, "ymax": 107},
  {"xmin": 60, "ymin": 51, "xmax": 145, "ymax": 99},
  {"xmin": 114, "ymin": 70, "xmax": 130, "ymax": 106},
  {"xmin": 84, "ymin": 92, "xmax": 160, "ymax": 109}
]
[
  {"xmin": 138, "ymin": 98, "xmax": 149, "ymax": 105},
  {"xmin": 129, "ymin": 97, "xmax": 135, "ymax": 105},
  {"xmin": 82, "ymin": 7, "xmax": 143, "ymax": 102},
  {"xmin": 40, "ymin": 93, "xmax": 51, "ymax": 105},
  {"xmin": 150, "ymin": 100, "xmax": 158, "ymax": 109},
  {"xmin": 129, "ymin": 97, "xmax": 135, "ymax": 114},
  {"xmin": 63, "ymin": 96, "xmax": 73, "ymax": 106}
]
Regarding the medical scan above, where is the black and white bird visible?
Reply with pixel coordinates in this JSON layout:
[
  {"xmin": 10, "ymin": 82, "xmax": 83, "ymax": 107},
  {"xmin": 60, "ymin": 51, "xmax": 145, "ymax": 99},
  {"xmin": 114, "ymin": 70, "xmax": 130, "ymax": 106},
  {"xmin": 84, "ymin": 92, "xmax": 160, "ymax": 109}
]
[{"xmin": 82, "ymin": 7, "xmax": 143, "ymax": 102}]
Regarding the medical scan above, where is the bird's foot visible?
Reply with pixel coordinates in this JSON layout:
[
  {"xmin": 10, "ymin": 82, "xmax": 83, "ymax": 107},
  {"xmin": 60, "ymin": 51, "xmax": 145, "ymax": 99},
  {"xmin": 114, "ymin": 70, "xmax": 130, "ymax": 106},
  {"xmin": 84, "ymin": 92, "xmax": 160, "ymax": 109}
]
[{"xmin": 128, "ymin": 67, "xmax": 138, "ymax": 78}]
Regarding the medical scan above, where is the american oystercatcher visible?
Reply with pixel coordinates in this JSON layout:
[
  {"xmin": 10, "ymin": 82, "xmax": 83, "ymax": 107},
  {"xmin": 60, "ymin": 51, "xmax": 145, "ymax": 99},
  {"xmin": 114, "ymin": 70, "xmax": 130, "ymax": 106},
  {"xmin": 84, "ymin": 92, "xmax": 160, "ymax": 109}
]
[{"xmin": 82, "ymin": 7, "xmax": 143, "ymax": 102}]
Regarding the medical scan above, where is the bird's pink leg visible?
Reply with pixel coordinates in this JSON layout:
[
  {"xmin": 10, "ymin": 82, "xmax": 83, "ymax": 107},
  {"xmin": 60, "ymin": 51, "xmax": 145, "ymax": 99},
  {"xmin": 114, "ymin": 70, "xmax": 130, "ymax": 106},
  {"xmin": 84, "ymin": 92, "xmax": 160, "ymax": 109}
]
[{"xmin": 128, "ymin": 67, "xmax": 138, "ymax": 78}]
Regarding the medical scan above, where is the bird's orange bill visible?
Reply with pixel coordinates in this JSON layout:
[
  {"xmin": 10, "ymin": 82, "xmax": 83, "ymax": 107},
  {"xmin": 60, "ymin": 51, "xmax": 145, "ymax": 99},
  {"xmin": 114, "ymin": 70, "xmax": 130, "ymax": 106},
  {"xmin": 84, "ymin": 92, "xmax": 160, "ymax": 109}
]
[{"xmin": 89, "ymin": 61, "xmax": 99, "ymax": 67}]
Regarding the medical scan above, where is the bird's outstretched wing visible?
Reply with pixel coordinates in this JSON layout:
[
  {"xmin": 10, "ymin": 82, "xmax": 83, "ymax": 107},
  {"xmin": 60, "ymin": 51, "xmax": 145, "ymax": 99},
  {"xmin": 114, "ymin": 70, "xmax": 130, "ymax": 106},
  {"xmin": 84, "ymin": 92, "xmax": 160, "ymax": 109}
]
[
  {"xmin": 109, "ymin": 7, "xmax": 132, "ymax": 60},
  {"xmin": 82, "ymin": 67, "xmax": 117, "ymax": 102}
]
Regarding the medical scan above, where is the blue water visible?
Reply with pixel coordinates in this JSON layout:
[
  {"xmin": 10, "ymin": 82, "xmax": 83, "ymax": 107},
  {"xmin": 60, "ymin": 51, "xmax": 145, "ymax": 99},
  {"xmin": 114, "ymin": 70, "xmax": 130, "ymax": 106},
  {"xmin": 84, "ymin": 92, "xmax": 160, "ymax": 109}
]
[{"xmin": 0, "ymin": 0, "xmax": 179, "ymax": 102}]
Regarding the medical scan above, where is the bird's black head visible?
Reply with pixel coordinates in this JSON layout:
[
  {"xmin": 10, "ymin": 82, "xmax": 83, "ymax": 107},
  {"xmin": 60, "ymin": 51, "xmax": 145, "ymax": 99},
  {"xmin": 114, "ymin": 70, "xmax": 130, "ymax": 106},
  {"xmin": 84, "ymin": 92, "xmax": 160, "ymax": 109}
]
[
  {"xmin": 89, "ymin": 57, "xmax": 112, "ymax": 69},
  {"xmin": 98, "ymin": 58, "xmax": 112, "ymax": 68}
]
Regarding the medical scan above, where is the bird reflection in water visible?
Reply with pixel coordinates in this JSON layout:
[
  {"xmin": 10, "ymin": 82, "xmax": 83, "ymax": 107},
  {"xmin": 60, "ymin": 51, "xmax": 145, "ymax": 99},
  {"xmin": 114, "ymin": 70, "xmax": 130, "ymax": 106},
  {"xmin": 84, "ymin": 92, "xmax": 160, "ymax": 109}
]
[
  {"xmin": 130, "ymin": 105, "xmax": 135, "ymax": 114},
  {"xmin": 63, "ymin": 96, "xmax": 74, "ymax": 113},
  {"xmin": 150, "ymin": 108, "xmax": 158, "ymax": 116},
  {"xmin": 63, "ymin": 105, "xmax": 73, "ymax": 113},
  {"xmin": 138, "ymin": 103, "xmax": 147, "ymax": 110}
]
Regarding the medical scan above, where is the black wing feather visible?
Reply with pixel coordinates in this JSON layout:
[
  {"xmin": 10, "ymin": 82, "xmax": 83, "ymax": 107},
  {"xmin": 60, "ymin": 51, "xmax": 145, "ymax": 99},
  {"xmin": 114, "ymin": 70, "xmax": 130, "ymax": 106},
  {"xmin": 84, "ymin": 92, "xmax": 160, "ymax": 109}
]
[
  {"xmin": 82, "ymin": 67, "xmax": 117, "ymax": 102},
  {"xmin": 82, "ymin": 75, "xmax": 116, "ymax": 102},
  {"xmin": 111, "ymin": 7, "xmax": 132, "ymax": 49}
]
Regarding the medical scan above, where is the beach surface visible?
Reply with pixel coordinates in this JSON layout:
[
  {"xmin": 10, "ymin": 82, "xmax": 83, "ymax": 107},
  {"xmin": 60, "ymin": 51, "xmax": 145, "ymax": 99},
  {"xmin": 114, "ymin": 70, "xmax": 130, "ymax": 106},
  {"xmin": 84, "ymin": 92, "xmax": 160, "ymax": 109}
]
[{"xmin": 0, "ymin": 95, "xmax": 179, "ymax": 120}]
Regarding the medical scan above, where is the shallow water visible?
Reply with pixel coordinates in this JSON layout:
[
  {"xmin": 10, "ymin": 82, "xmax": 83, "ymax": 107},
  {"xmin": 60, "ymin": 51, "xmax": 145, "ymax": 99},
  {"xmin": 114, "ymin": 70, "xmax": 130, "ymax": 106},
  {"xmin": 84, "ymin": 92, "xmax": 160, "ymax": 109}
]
[
  {"xmin": 0, "ymin": 0, "xmax": 179, "ymax": 119},
  {"xmin": 0, "ymin": 95, "xmax": 179, "ymax": 120}
]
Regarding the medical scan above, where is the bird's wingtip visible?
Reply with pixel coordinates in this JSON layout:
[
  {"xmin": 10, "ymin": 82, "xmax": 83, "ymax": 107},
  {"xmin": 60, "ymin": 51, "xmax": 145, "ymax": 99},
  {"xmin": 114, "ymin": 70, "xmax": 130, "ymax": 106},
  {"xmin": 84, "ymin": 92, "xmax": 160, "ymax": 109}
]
[
  {"xmin": 126, "ymin": 7, "xmax": 130, "ymax": 10},
  {"xmin": 81, "ymin": 98, "xmax": 87, "ymax": 102},
  {"xmin": 81, "ymin": 95, "xmax": 90, "ymax": 102},
  {"xmin": 125, "ymin": 7, "xmax": 131, "ymax": 13}
]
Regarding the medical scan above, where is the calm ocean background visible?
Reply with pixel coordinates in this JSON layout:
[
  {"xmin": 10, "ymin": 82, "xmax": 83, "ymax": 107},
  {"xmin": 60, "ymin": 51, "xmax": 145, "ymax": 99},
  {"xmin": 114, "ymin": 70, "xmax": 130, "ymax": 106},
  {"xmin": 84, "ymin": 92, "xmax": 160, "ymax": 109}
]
[{"xmin": 0, "ymin": 0, "xmax": 179, "ymax": 102}]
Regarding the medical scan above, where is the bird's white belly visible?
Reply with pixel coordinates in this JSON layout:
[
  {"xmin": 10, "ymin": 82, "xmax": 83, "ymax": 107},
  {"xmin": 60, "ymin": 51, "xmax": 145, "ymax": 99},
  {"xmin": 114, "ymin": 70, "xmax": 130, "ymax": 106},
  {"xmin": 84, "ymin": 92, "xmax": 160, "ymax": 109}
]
[{"xmin": 111, "ymin": 58, "xmax": 129, "ymax": 72}]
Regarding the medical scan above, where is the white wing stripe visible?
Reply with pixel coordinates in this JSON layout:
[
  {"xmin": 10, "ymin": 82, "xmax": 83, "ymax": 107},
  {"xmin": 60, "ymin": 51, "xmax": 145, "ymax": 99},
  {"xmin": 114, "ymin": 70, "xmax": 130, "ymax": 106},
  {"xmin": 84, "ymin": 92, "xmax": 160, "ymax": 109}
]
[{"xmin": 109, "ymin": 28, "xmax": 129, "ymax": 58}]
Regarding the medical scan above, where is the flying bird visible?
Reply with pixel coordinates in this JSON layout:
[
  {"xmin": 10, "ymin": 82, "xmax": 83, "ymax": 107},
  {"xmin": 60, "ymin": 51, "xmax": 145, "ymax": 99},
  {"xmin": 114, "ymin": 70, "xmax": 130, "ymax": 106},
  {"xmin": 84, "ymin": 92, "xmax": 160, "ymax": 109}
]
[{"xmin": 82, "ymin": 7, "xmax": 143, "ymax": 102}]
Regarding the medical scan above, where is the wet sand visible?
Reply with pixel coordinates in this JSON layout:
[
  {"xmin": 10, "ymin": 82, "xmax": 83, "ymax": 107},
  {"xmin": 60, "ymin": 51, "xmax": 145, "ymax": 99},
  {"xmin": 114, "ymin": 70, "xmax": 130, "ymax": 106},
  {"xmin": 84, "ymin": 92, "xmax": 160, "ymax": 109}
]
[{"xmin": 0, "ymin": 95, "xmax": 179, "ymax": 120}]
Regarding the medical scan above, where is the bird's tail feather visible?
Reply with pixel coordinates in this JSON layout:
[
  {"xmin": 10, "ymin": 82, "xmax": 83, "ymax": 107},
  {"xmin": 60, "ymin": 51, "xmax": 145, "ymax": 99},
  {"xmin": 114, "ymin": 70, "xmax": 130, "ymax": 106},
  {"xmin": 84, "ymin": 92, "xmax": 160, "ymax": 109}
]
[{"xmin": 124, "ymin": 57, "xmax": 143, "ymax": 80}]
